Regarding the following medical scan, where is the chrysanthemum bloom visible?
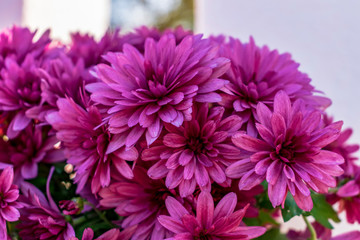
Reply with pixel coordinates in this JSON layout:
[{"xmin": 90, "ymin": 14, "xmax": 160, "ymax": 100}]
[
  {"xmin": 0, "ymin": 26, "xmax": 50, "ymax": 68},
  {"xmin": 70, "ymin": 226, "xmax": 137, "ymax": 240},
  {"xmin": 336, "ymin": 170, "xmax": 360, "ymax": 223},
  {"xmin": 226, "ymin": 91, "xmax": 344, "ymax": 211},
  {"xmin": 142, "ymin": 103, "xmax": 243, "ymax": 197},
  {"xmin": 47, "ymin": 97, "xmax": 138, "ymax": 194},
  {"xmin": 205, "ymin": 182, "xmax": 263, "ymax": 218},
  {"xmin": 158, "ymin": 191, "xmax": 266, "ymax": 239},
  {"xmin": 0, "ymin": 167, "xmax": 23, "ymax": 239},
  {"xmin": 214, "ymin": 37, "xmax": 331, "ymax": 136},
  {"xmin": 87, "ymin": 33, "xmax": 230, "ymax": 146},
  {"xmin": 67, "ymin": 29, "xmax": 123, "ymax": 69},
  {"xmin": 122, "ymin": 26, "xmax": 192, "ymax": 53},
  {"xmin": 0, "ymin": 124, "xmax": 64, "ymax": 181},
  {"xmin": 17, "ymin": 168, "xmax": 75, "ymax": 240},
  {"xmin": 27, "ymin": 53, "xmax": 91, "ymax": 122},
  {"xmin": 99, "ymin": 166, "xmax": 186, "ymax": 240},
  {"xmin": 0, "ymin": 55, "xmax": 43, "ymax": 138},
  {"xmin": 59, "ymin": 200, "xmax": 80, "ymax": 215},
  {"xmin": 323, "ymin": 116, "xmax": 359, "ymax": 177}
]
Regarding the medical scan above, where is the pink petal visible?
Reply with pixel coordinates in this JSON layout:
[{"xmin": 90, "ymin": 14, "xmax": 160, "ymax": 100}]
[
  {"xmin": 337, "ymin": 180, "xmax": 360, "ymax": 198},
  {"xmin": 232, "ymin": 133, "xmax": 272, "ymax": 152},
  {"xmin": 268, "ymin": 173, "xmax": 287, "ymax": 207},
  {"xmin": 213, "ymin": 192, "xmax": 237, "ymax": 220},
  {"xmin": 148, "ymin": 160, "xmax": 168, "ymax": 179},
  {"xmin": 163, "ymin": 133, "xmax": 187, "ymax": 148},
  {"xmin": 165, "ymin": 196, "xmax": 189, "ymax": 219},
  {"xmin": 1, "ymin": 206, "xmax": 20, "ymax": 221},
  {"xmin": 157, "ymin": 215, "xmax": 186, "ymax": 234},
  {"xmin": 0, "ymin": 167, "xmax": 14, "ymax": 192},
  {"xmin": 21, "ymin": 162, "xmax": 38, "ymax": 179},
  {"xmin": 274, "ymin": 91, "xmax": 291, "ymax": 124},
  {"xmin": 196, "ymin": 191, "xmax": 214, "ymax": 229}
]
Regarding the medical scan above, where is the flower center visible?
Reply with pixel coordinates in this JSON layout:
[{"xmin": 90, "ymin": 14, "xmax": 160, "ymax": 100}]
[
  {"xmin": 148, "ymin": 187, "xmax": 176, "ymax": 205},
  {"xmin": 195, "ymin": 229, "xmax": 211, "ymax": 240},
  {"xmin": 271, "ymin": 143, "xmax": 294, "ymax": 163},
  {"xmin": 187, "ymin": 137, "xmax": 205, "ymax": 154}
]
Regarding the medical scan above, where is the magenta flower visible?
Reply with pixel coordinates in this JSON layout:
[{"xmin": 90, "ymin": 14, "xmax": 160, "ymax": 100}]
[
  {"xmin": 99, "ymin": 166, "xmax": 185, "ymax": 240},
  {"xmin": 207, "ymin": 182, "xmax": 263, "ymax": 218},
  {"xmin": 323, "ymin": 115, "xmax": 359, "ymax": 177},
  {"xmin": 336, "ymin": 170, "xmax": 360, "ymax": 223},
  {"xmin": 27, "ymin": 53, "xmax": 91, "ymax": 122},
  {"xmin": 142, "ymin": 103, "xmax": 243, "ymax": 197},
  {"xmin": 0, "ymin": 167, "xmax": 22, "ymax": 239},
  {"xmin": 0, "ymin": 26, "xmax": 54, "ymax": 137},
  {"xmin": 158, "ymin": 191, "xmax": 266, "ymax": 239},
  {"xmin": 226, "ymin": 91, "xmax": 344, "ymax": 211},
  {"xmin": 59, "ymin": 200, "xmax": 80, "ymax": 215},
  {"xmin": 17, "ymin": 168, "xmax": 75, "ymax": 240},
  {"xmin": 0, "ymin": 124, "xmax": 64, "ymax": 181},
  {"xmin": 122, "ymin": 26, "xmax": 192, "ymax": 53},
  {"xmin": 67, "ymin": 29, "xmax": 123, "ymax": 69},
  {"xmin": 0, "ymin": 26, "xmax": 50, "ymax": 67},
  {"xmin": 86, "ymin": 33, "xmax": 230, "ymax": 146},
  {"xmin": 71, "ymin": 226, "xmax": 136, "ymax": 240},
  {"xmin": 214, "ymin": 37, "xmax": 331, "ymax": 136},
  {"xmin": 0, "ymin": 56, "xmax": 42, "ymax": 138},
  {"xmin": 46, "ymin": 98, "xmax": 138, "ymax": 194}
]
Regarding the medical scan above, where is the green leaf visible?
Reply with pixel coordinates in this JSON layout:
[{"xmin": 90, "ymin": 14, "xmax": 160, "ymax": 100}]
[
  {"xmin": 244, "ymin": 210, "xmax": 279, "ymax": 226},
  {"xmin": 254, "ymin": 228, "xmax": 289, "ymax": 240},
  {"xmin": 310, "ymin": 193, "xmax": 340, "ymax": 229},
  {"xmin": 281, "ymin": 193, "xmax": 304, "ymax": 222}
]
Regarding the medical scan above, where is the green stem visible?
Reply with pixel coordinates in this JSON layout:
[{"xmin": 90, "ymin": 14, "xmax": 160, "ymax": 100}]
[
  {"xmin": 302, "ymin": 215, "xmax": 317, "ymax": 240},
  {"xmin": 85, "ymin": 201, "xmax": 116, "ymax": 228}
]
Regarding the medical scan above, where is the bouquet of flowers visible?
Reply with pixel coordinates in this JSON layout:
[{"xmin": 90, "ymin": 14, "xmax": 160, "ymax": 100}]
[{"xmin": 0, "ymin": 25, "xmax": 359, "ymax": 240}]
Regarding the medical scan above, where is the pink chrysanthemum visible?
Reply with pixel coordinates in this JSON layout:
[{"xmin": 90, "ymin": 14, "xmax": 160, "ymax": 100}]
[
  {"xmin": 0, "ymin": 26, "xmax": 50, "ymax": 68},
  {"xmin": 0, "ymin": 167, "xmax": 22, "ymax": 239},
  {"xmin": 0, "ymin": 26, "xmax": 55, "ymax": 137},
  {"xmin": 336, "ymin": 170, "xmax": 360, "ymax": 223},
  {"xmin": 0, "ymin": 56, "xmax": 42, "ymax": 138},
  {"xmin": 27, "ymin": 53, "xmax": 91, "ymax": 122},
  {"xmin": 0, "ymin": 124, "xmax": 64, "ymax": 181},
  {"xmin": 205, "ymin": 182, "xmax": 263, "ymax": 218},
  {"xmin": 86, "ymin": 33, "xmax": 230, "ymax": 146},
  {"xmin": 67, "ymin": 29, "xmax": 123, "ymax": 69},
  {"xmin": 17, "ymin": 168, "xmax": 75, "ymax": 240},
  {"xmin": 122, "ymin": 26, "xmax": 192, "ymax": 53},
  {"xmin": 99, "ymin": 166, "xmax": 187, "ymax": 240},
  {"xmin": 46, "ymin": 98, "xmax": 138, "ymax": 194},
  {"xmin": 323, "ymin": 115, "xmax": 359, "ymax": 177},
  {"xmin": 226, "ymin": 91, "xmax": 344, "ymax": 211},
  {"xmin": 71, "ymin": 226, "xmax": 137, "ymax": 240},
  {"xmin": 214, "ymin": 37, "xmax": 331, "ymax": 136},
  {"xmin": 158, "ymin": 191, "xmax": 266, "ymax": 239},
  {"xmin": 142, "ymin": 103, "xmax": 243, "ymax": 197}
]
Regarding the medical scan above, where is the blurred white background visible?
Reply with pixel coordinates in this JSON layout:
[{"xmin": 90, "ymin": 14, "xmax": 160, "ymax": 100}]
[{"xmin": 195, "ymin": 0, "xmax": 360, "ymax": 235}]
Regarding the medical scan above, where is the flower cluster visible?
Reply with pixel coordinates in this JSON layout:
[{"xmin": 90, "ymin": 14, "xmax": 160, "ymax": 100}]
[{"xmin": 0, "ymin": 25, "xmax": 359, "ymax": 240}]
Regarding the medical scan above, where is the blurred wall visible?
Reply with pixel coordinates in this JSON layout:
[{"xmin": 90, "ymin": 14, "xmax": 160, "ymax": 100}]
[
  {"xmin": 22, "ymin": 0, "xmax": 111, "ymax": 42},
  {"xmin": 195, "ymin": 0, "xmax": 360, "ymax": 235},
  {"xmin": 0, "ymin": 0, "xmax": 23, "ymax": 29}
]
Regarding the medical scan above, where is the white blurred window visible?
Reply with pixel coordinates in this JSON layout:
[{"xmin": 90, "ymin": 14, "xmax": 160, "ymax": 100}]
[{"xmin": 22, "ymin": 0, "xmax": 111, "ymax": 42}]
